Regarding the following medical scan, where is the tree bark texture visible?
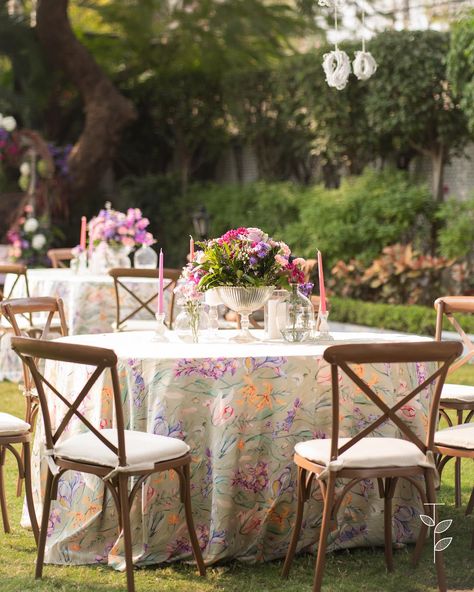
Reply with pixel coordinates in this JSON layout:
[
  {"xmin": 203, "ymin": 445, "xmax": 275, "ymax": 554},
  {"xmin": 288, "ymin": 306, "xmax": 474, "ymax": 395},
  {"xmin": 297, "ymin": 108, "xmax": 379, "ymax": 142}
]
[{"xmin": 36, "ymin": 0, "xmax": 137, "ymax": 196}]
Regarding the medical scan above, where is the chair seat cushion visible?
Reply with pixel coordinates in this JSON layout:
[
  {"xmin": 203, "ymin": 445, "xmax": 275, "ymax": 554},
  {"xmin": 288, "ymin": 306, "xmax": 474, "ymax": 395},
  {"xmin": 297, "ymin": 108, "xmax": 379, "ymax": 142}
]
[
  {"xmin": 0, "ymin": 412, "xmax": 30, "ymax": 436},
  {"xmin": 295, "ymin": 437, "xmax": 426, "ymax": 469},
  {"xmin": 440, "ymin": 383, "xmax": 474, "ymax": 403},
  {"xmin": 435, "ymin": 423, "xmax": 474, "ymax": 450},
  {"xmin": 54, "ymin": 429, "xmax": 190, "ymax": 469}
]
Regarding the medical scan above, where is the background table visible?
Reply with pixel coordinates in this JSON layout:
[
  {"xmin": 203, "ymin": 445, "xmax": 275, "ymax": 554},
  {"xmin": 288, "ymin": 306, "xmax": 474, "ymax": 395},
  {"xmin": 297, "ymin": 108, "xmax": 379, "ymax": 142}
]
[
  {"xmin": 29, "ymin": 330, "xmax": 434, "ymax": 571},
  {"xmin": 0, "ymin": 268, "xmax": 162, "ymax": 381}
]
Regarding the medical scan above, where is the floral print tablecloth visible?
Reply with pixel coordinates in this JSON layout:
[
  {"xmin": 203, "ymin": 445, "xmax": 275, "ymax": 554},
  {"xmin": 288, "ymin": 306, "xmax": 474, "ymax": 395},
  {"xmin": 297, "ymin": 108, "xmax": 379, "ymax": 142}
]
[
  {"xmin": 0, "ymin": 269, "xmax": 162, "ymax": 381},
  {"xmin": 28, "ymin": 331, "xmax": 434, "ymax": 570}
]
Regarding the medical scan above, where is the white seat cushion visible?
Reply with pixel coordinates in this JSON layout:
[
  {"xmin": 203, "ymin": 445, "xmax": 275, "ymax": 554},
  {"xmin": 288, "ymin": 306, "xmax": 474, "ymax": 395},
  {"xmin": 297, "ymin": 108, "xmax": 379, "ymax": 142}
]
[
  {"xmin": 440, "ymin": 383, "xmax": 474, "ymax": 403},
  {"xmin": 435, "ymin": 423, "xmax": 474, "ymax": 450},
  {"xmin": 0, "ymin": 412, "xmax": 30, "ymax": 436},
  {"xmin": 54, "ymin": 429, "xmax": 189, "ymax": 469},
  {"xmin": 295, "ymin": 437, "xmax": 426, "ymax": 469}
]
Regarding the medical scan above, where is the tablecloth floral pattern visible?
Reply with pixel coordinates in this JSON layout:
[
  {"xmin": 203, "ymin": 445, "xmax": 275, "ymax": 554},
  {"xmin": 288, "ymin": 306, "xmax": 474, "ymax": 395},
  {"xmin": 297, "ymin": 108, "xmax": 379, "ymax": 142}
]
[{"xmin": 29, "ymin": 349, "xmax": 434, "ymax": 570}]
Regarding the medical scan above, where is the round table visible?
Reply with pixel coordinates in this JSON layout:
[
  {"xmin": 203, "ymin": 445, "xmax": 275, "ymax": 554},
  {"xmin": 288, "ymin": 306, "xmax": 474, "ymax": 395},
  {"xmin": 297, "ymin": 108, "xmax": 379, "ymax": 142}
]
[
  {"xmin": 30, "ymin": 330, "xmax": 433, "ymax": 571},
  {"xmin": 0, "ymin": 268, "xmax": 161, "ymax": 381}
]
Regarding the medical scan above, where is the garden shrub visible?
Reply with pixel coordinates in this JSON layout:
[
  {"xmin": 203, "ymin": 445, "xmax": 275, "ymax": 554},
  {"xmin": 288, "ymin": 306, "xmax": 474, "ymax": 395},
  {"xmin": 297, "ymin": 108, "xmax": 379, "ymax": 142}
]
[
  {"xmin": 285, "ymin": 168, "xmax": 434, "ymax": 266},
  {"xmin": 329, "ymin": 297, "xmax": 474, "ymax": 336}
]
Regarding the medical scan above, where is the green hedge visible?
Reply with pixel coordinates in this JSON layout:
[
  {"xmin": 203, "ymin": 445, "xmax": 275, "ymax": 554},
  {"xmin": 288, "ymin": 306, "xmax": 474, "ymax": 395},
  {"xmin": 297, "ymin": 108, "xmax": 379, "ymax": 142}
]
[{"xmin": 329, "ymin": 297, "xmax": 474, "ymax": 336}]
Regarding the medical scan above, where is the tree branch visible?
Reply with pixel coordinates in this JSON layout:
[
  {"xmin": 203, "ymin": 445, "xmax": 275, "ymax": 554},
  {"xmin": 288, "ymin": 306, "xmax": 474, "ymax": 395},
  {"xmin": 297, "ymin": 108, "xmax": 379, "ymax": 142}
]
[{"xmin": 36, "ymin": 0, "xmax": 137, "ymax": 195}]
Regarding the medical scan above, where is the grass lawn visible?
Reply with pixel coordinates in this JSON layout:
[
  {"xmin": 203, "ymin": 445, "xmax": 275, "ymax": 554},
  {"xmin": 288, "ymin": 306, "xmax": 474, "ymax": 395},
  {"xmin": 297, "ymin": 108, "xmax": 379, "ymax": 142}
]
[{"xmin": 0, "ymin": 369, "xmax": 473, "ymax": 592}]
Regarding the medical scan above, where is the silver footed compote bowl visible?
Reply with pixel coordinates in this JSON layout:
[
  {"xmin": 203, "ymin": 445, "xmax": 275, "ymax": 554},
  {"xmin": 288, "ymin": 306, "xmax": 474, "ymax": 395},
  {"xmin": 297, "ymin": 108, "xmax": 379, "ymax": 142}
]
[{"xmin": 217, "ymin": 286, "xmax": 275, "ymax": 343}]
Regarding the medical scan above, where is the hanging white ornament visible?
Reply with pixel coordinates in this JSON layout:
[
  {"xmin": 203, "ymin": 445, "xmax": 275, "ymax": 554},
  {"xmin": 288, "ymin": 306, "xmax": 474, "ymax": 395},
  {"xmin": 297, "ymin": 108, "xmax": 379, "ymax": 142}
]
[
  {"xmin": 352, "ymin": 51, "xmax": 377, "ymax": 80},
  {"xmin": 322, "ymin": 50, "xmax": 351, "ymax": 90}
]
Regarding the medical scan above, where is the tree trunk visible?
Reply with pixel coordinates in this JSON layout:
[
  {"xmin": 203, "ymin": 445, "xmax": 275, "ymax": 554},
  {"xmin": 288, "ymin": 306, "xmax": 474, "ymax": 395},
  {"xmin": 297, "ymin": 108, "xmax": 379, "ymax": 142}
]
[
  {"xmin": 432, "ymin": 147, "xmax": 446, "ymax": 204},
  {"xmin": 35, "ymin": 0, "xmax": 136, "ymax": 196},
  {"xmin": 429, "ymin": 146, "xmax": 446, "ymax": 254}
]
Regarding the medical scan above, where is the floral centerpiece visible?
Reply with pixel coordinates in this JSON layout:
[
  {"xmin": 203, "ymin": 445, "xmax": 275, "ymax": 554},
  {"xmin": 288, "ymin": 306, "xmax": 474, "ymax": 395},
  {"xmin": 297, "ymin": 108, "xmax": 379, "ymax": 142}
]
[
  {"xmin": 177, "ymin": 227, "xmax": 313, "ymax": 342},
  {"xmin": 83, "ymin": 203, "xmax": 155, "ymax": 273},
  {"xmin": 191, "ymin": 227, "xmax": 312, "ymax": 294}
]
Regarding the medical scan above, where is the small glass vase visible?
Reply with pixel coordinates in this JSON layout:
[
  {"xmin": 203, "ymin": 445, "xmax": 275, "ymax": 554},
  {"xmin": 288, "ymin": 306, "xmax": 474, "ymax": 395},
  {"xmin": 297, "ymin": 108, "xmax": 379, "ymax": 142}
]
[
  {"xmin": 174, "ymin": 301, "xmax": 209, "ymax": 343},
  {"xmin": 133, "ymin": 245, "xmax": 158, "ymax": 269},
  {"xmin": 279, "ymin": 284, "xmax": 314, "ymax": 343}
]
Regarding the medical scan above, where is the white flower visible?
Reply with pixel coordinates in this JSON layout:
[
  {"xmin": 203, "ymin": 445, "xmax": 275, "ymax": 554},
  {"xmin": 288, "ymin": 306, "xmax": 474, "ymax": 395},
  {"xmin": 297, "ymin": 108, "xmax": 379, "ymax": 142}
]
[
  {"xmin": 31, "ymin": 233, "xmax": 46, "ymax": 250},
  {"xmin": 23, "ymin": 217, "xmax": 39, "ymax": 233},
  {"xmin": 20, "ymin": 162, "xmax": 31, "ymax": 176},
  {"xmin": 1, "ymin": 116, "xmax": 17, "ymax": 132}
]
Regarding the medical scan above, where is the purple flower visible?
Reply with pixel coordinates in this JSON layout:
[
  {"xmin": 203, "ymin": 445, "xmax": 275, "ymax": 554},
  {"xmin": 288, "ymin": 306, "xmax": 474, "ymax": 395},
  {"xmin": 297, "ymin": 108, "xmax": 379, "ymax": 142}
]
[
  {"xmin": 232, "ymin": 461, "xmax": 269, "ymax": 493},
  {"xmin": 299, "ymin": 282, "xmax": 314, "ymax": 298}
]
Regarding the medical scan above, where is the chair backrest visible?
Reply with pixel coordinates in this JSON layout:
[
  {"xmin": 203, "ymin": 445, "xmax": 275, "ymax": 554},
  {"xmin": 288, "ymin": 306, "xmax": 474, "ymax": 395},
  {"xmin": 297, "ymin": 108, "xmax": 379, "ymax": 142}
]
[
  {"xmin": 0, "ymin": 264, "xmax": 29, "ymax": 301},
  {"xmin": 1, "ymin": 297, "xmax": 69, "ymax": 394},
  {"xmin": 108, "ymin": 267, "xmax": 180, "ymax": 330},
  {"xmin": 322, "ymin": 341, "xmax": 462, "ymax": 462},
  {"xmin": 11, "ymin": 336, "xmax": 128, "ymax": 467},
  {"xmin": 435, "ymin": 296, "xmax": 474, "ymax": 373},
  {"xmin": 47, "ymin": 248, "xmax": 74, "ymax": 269}
]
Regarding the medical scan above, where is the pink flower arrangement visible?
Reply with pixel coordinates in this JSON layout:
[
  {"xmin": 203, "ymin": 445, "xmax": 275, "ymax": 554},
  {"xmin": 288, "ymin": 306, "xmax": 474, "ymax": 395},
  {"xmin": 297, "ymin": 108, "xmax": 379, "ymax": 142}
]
[
  {"xmin": 88, "ymin": 205, "xmax": 154, "ymax": 249},
  {"xmin": 187, "ymin": 226, "xmax": 313, "ymax": 294}
]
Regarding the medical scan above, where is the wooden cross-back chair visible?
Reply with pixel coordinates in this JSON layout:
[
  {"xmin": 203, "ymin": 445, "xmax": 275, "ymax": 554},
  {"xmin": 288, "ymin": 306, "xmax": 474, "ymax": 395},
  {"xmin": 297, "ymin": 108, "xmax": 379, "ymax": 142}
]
[
  {"xmin": 282, "ymin": 340, "xmax": 462, "ymax": 592},
  {"xmin": 109, "ymin": 267, "xmax": 180, "ymax": 331},
  {"xmin": 11, "ymin": 336, "xmax": 205, "ymax": 592},
  {"xmin": 434, "ymin": 296, "xmax": 474, "ymax": 509},
  {"xmin": 0, "ymin": 264, "xmax": 33, "ymax": 330},
  {"xmin": 47, "ymin": 248, "xmax": 74, "ymax": 269},
  {"xmin": 1, "ymin": 297, "xmax": 68, "ymax": 496}
]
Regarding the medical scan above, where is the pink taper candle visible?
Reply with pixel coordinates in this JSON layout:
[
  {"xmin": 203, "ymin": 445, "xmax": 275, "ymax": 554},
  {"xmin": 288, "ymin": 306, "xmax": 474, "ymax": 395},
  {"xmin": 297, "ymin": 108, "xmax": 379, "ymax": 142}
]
[
  {"xmin": 80, "ymin": 216, "xmax": 87, "ymax": 250},
  {"xmin": 317, "ymin": 250, "xmax": 327, "ymax": 314},
  {"xmin": 189, "ymin": 235, "xmax": 195, "ymax": 261},
  {"xmin": 158, "ymin": 249, "xmax": 164, "ymax": 314}
]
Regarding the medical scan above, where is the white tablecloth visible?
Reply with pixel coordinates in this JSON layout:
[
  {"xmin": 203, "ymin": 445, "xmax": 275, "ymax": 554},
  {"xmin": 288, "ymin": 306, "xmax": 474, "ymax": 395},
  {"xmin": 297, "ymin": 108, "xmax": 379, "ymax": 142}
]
[{"xmin": 29, "ymin": 330, "xmax": 435, "ymax": 570}]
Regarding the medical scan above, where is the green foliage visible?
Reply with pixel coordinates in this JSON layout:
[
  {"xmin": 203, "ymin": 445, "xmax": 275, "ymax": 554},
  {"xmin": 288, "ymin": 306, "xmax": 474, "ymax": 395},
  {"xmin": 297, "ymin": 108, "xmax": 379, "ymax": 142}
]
[
  {"xmin": 117, "ymin": 169, "xmax": 435, "ymax": 273},
  {"xmin": 0, "ymin": 8, "xmax": 51, "ymax": 127},
  {"xmin": 285, "ymin": 168, "xmax": 433, "ymax": 265},
  {"xmin": 366, "ymin": 30, "xmax": 469, "ymax": 161},
  {"xmin": 330, "ymin": 297, "xmax": 474, "ymax": 336},
  {"xmin": 437, "ymin": 197, "xmax": 474, "ymax": 259},
  {"xmin": 448, "ymin": 11, "xmax": 474, "ymax": 134}
]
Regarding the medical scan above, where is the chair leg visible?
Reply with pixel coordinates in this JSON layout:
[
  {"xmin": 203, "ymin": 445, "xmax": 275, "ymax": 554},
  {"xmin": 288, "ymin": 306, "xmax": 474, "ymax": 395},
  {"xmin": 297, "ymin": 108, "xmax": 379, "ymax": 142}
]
[
  {"xmin": 454, "ymin": 457, "xmax": 462, "ymax": 508},
  {"xmin": 466, "ymin": 486, "xmax": 474, "ymax": 517},
  {"xmin": 282, "ymin": 467, "xmax": 307, "ymax": 579},
  {"xmin": 118, "ymin": 474, "xmax": 135, "ymax": 592},
  {"xmin": 36, "ymin": 469, "xmax": 53, "ymax": 579},
  {"xmin": 23, "ymin": 442, "xmax": 39, "ymax": 544},
  {"xmin": 178, "ymin": 464, "xmax": 206, "ymax": 576},
  {"xmin": 426, "ymin": 470, "xmax": 447, "ymax": 592},
  {"xmin": 0, "ymin": 446, "xmax": 10, "ymax": 534},
  {"xmin": 312, "ymin": 474, "xmax": 336, "ymax": 592},
  {"xmin": 383, "ymin": 478, "xmax": 395, "ymax": 572}
]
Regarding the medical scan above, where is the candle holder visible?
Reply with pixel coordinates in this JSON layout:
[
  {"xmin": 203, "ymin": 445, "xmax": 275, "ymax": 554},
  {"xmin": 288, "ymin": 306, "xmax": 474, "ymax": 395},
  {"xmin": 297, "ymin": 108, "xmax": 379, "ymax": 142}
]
[
  {"xmin": 151, "ymin": 312, "xmax": 170, "ymax": 342},
  {"xmin": 312, "ymin": 311, "xmax": 334, "ymax": 343}
]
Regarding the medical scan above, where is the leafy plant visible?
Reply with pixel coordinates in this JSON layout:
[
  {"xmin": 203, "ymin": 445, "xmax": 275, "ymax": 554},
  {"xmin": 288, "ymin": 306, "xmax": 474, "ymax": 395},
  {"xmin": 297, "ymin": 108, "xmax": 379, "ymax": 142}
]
[{"xmin": 329, "ymin": 243, "xmax": 456, "ymax": 306}]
